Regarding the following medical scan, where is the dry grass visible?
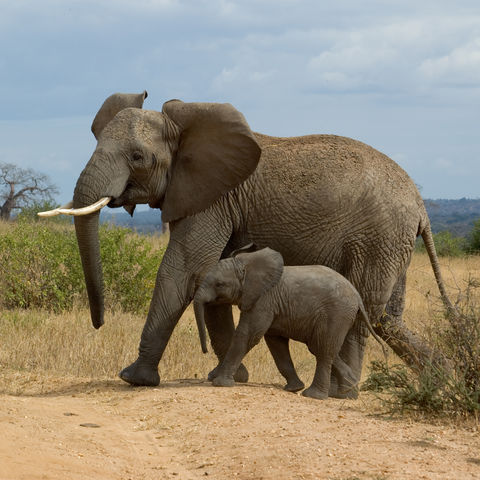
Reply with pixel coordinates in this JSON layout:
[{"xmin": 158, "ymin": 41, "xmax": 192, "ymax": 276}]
[
  {"xmin": 0, "ymin": 219, "xmax": 13, "ymax": 234},
  {"xmin": 363, "ymin": 253, "xmax": 480, "ymax": 361},
  {"xmin": 1, "ymin": 252, "xmax": 480, "ymax": 394}
]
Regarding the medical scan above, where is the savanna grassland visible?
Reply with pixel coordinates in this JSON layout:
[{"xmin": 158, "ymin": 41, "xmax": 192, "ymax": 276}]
[
  {"xmin": 0, "ymin": 220, "xmax": 479, "ymax": 479},
  {"xmin": 1, "ymin": 250, "xmax": 479, "ymax": 391}
]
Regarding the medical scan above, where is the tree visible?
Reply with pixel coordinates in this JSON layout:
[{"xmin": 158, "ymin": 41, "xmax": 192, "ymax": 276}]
[
  {"xmin": 467, "ymin": 218, "xmax": 480, "ymax": 253},
  {"xmin": 0, "ymin": 163, "xmax": 58, "ymax": 221}
]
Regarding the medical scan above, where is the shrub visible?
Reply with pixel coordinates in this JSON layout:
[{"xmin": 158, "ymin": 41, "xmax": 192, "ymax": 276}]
[
  {"xmin": 0, "ymin": 221, "xmax": 83, "ymax": 311},
  {"xmin": 0, "ymin": 220, "xmax": 165, "ymax": 314},
  {"xmin": 416, "ymin": 230, "xmax": 466, "ymax": 257},
  {"xmin": 16, "ymin": 200, "xmax": 72, "ymax": 225},
  {"xmin": 467, "ymin": 218, "xmax": 480, "ymax": 253},
  {"xmin": 99, "ymin": 224, "xmax": 165, "ymax": 313},
  {"xmin": 362, "ymin": 278, "xmax": 480, "ymax": 417}
]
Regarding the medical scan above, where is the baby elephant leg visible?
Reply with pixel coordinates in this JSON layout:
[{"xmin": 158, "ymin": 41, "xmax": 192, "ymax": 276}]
[
  {"xmin": 302, "ymin": 353, "xmax": 333, "ymax": 400},
  {"xmin": 204, "ymin": 304, "xmax": 249, "ymax": 383},
  {"xmin": 213, "ymin": 310, "xmax": 273, "ymax": 387},
  {"xmin": 264, "ymin": 334, "xmax": 305, "ymax": 392},
  {"xmin": 331, "ymin": 355, "xmax": 359, "ymax": 399}
]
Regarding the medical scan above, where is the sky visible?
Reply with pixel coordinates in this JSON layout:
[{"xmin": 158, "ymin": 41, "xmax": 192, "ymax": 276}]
[{"xmin": 0, "ymin": 0, "xmax": 479, "ymax": 205}]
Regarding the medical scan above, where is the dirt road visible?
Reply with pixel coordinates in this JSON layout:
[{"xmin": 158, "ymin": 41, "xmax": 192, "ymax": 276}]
[{"xmin": 1, "ymin": 377, "xmax": 479, "ymax": 480}]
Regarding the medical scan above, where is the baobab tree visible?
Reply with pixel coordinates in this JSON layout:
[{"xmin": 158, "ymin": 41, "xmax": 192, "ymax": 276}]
[{"xmin": 0, "ymin": 163, "xmax": 58, "ymax": 221}]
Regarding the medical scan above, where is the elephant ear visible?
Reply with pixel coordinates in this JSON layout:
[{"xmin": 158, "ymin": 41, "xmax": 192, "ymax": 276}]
[
  {"xmin": 160, "ymin": 100, "xmax": 261, "ymax": 223},
  {"xmin": 235, "ymin": 248, "xmax": 284, "ymax": 312},
  {"xmin": 91, "ymin": 91, "xmax": 148, "ymax": 140}
]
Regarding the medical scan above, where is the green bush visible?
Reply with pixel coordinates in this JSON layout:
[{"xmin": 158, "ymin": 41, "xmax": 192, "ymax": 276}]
[
  {"xmin": 362, "ymin": 361, "xmax": 453, "ymax": 415},
  {"xmin": 99, "ymin": 224, "xmax": 165, "ymax": 313},
  {"xmin": 467, "ymin": 218, "xmax": 480, "ymax": 253},
  {"xmin": 362, "ymin": 280, "xmax": 480, "ymax": 417},
  {"xmin": 0, "ymin": 221, "xmax": 83, "ymax": 311},
  {"xmin": 416, "ymin": 230, "xmax": 467, "ymax": 257},
  {"xmin": 0, "ymin": 220, "xmax": 165, "ymax": 314},
  {"xmin": 16, "ymin": 200, "xmax": 72, "ymax": 225}
]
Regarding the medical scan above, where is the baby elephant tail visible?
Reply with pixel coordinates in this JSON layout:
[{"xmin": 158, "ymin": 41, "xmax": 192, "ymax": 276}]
[{"xmin": 358, "ymin": 303, "xmax": 389, "ymax": 360}]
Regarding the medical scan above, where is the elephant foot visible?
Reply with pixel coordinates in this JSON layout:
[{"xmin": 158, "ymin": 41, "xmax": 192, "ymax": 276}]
[
  {"xmin": 208, "ymin": 363, "xmax": 249, "ymax": 383},
  {"xmin": 119, "ymin": 360, "xmax": 160, "ymax": 386},
  {"xmin": 207, "ymin": 365, "xmax": 218, "ymax": 381},
  {"xmin": 302, "ymin": 386, "xmax": 328, "ymax": 400},
  {"xmin": 284, "ymin": 379, "xmax": 305, "ymax": 393},
  {"xmin": 212, "ymin": 375, "xmax": 235, "ymax": 387},
  {"xmin": 233, "ymin": 363, "xmax": 249, "ymax": 383},
  {"xmin": 329, "ymin": 384, "xmax": 359, "ymax": 400},
  {"xmin": 329, "ymin": 369, "xmax": 359, "ymax": 398}
]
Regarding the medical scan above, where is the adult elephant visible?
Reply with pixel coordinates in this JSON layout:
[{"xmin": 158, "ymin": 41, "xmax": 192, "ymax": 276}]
[{"xmin": 43, "ymin": 91, "xmax": 454, "ymax": 397}]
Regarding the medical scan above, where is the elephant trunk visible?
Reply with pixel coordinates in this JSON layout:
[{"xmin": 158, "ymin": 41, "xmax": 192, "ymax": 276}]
[
  {"xmin": 73, "ymin": 151, "xmax": 130, "ymax": 329},
  {"xmin": 74, "ymin": 212, "xmax": 104, "ymax": 328},
  {"xmin": 193, "ymin": 287, "xmax": 210, "ymax": 354}
]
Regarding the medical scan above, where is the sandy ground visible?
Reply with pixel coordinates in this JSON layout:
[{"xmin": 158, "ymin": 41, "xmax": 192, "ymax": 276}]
[{"xmin": 1, "ymin": 377, "xmax": 479, "ymax": 480}]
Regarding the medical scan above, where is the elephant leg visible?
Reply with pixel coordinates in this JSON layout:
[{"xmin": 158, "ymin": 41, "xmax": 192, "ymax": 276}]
[
  {"xmin": 119, "ymin": 273, "xmax": 190, "ymax": 386},
  {"xmin": 205, "ymin": 303, "xmax": 249, "ymax": 383},
  {"xmin": 119, "ymin": 213, "xmax": 233, "ymax": 386},
  {"xmin": 264, "ymin": 334, "xmax": 305, "ymax": 392},
  {"xmin": 302, "ymin": 353, "xmax": 333, "ymax": 400},
  {"xmin": 328, "ymin": 319, "xmax": 365, "ymax": 399},
  {"xmin": 213, "ymin": 309, "xmax": 273, "ymax": 387},
  {"xmin": 328, "ymin": 265, "xmax": 412, "ymax": 397},
  {"xmin": 374, "ymin": 271, "xmax": 447, "ymax": 371},
  {"xmin": 329, "ymin": 301, "xmax": 385, "ymax": 399},
  {"xmin": 330, "ymin": 354, "xmax": 359, "ymax": 399}
]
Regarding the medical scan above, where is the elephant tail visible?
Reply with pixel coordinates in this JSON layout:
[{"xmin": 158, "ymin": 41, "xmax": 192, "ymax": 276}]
[
  {"xmin": 420, "ymin": 222, "xmax": 459, "ymax": 319},
  {"xmin": 358, "ymin": 302, "xmax": 388, "ymax": 360}
]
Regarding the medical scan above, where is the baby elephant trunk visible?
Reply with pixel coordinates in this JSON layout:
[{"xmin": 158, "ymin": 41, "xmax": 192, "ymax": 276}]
[{"xmin": 193, "ymin": 288, "xmax": 210, "ymax": 354}]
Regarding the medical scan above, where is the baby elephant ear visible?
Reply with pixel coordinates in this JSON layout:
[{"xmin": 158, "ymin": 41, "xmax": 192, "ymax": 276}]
[
  {"xmin": 91, "ymin": 90, "xmax": 148, "ymax": 140},
  {"xmin": 236, "ymin": 248, "xmax": 284, "ymax": 312}
]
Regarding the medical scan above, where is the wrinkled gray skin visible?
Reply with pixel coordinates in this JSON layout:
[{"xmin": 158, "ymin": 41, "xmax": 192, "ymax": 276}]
[
  {"xmin": 194, "ymin": 247, "xmax": 386, "ymax": 399},
  {"xmin": 72, "ymin": 91, "xmax": 453, "ymax": 397}
]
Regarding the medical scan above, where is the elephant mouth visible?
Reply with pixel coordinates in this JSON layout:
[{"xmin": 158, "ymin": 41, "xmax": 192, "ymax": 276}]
[
  {"xmin": 107, "ymin": 183, "xmax": 136, "ymax": 208},
  {"xmin": 109, "ymin": 183, "xmax": 160, "ymax": 210},
  {"xmin": 107, "ymin": 197, "xmax": 125, "ymax": 208},
  {"xmin": 107, "ymin": 195, "xmax": 138, "ymax": 217},
  {"xmin": 148, "ymin": 198, "xmax": 163, "ymax": 209}
]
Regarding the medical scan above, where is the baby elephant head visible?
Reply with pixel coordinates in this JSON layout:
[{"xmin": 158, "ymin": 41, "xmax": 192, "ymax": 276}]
[{"xmin": 193, "ymin": 246, "xmax": 284, "ymax": 353}]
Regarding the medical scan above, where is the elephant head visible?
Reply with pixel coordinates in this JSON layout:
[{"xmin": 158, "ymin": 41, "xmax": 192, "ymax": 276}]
[
  {"xmin": 193, "ymin": 247, "xmax": 284, "ymax": 353},
  {"xmin": 53, "ymin": 92, "xmax": 261, "ymax": 329}
]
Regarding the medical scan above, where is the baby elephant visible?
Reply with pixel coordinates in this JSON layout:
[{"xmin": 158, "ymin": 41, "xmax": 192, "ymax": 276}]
[{"xmin": 193, "ymin": 246, "xmax": 385, "ymax": 399}]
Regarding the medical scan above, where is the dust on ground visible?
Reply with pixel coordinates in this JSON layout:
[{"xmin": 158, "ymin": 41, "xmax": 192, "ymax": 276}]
[{"xmin": 1, "ymin": 374, "xmax": 479, "ymax": 480}]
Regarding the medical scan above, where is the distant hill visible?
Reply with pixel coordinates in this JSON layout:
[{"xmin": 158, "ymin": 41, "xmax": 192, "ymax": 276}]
[
  {"xmin": 425, "ymin": 198, "xmax": 480, "ymax": 237},
  {"xmin": 99, "ymin": 199, "xmax": 480, "ymax": 238},
  {"xmin": 100, "ymin": 208, "xmax": 164, "ymax": 233}
]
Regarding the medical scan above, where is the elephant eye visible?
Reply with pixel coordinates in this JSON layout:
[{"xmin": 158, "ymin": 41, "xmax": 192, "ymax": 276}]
[
  {"xmin": 132, "ymin": 151, "xmax": 143, "ymax": 162},
  {"xmin": 216, "ymin": 281, "xmax": 225, "ymax": 288}
]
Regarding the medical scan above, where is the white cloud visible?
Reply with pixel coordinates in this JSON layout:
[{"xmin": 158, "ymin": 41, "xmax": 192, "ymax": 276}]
[
  {"xmin": 0, "ymin": 0, "xmax": 480, "ymax": 199},
  {"xmin": 304, "ymin": 18, "xmax": 479, "ymax": 94},
  {"xmin": 419, "ymin": 37, "xmax": 480, "ymax": 86},
  {"xmin": 212, "ymin": 66, "xmax": 275, "ymax": 93}
]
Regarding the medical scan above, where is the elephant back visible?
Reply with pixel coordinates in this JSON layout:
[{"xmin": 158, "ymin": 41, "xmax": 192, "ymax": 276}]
[{"xmin": 252, "ymin": 133, "xmax": 425, "ymax": 218}]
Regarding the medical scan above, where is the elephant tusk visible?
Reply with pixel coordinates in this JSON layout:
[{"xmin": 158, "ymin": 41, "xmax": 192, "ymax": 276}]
[
  {"xmin": 57, "ymin": 197, "xmax": 111, "ymax": 216},
  {"xmin": 37, "ymin": 197, "xmax": 111, "ymax": 217},
  {"xmin": 37, "ymin": 200, "xmax": 74, "ymax": 217}
]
